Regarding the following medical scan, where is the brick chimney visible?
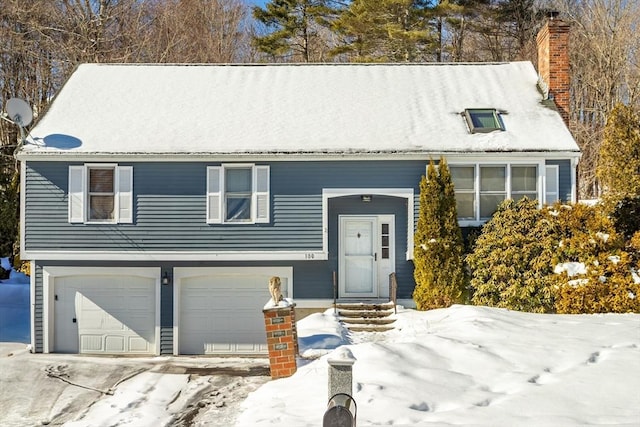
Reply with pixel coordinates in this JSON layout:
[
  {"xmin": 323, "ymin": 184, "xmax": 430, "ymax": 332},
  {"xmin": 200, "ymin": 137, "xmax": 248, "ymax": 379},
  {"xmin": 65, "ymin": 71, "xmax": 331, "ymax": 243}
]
[{"xmin": 536, "ymin": 12, "xmax": 570, "ymax": 126}]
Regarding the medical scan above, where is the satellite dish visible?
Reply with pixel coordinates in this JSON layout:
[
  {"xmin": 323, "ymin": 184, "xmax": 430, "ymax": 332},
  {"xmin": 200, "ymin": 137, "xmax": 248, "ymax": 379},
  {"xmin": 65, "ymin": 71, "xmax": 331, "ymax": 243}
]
[{"xmin": 5, "ymin": 98, "xmax": 33, "ymax": 127}]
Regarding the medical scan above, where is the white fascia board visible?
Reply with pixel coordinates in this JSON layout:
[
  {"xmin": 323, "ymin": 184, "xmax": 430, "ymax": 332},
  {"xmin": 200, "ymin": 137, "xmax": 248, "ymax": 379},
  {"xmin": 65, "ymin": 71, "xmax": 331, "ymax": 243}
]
[
  {"xmin": 16, "ymin": 150, "xmax": 581, "ymax": 162},
  {"xmin": 22, "ymin": 250, "xmax": 328, "ymax": 262},
  {"xmin": 443, "ymin": 153, "xmax": 580, "ymax": 163}
]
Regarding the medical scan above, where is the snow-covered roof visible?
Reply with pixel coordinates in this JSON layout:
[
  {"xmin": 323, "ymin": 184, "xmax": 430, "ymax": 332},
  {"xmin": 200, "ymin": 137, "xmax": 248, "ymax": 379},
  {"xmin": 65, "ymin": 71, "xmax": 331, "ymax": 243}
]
[{"xmin": 19, "ymin": 62, "xmax": 580, "ymax": 158}]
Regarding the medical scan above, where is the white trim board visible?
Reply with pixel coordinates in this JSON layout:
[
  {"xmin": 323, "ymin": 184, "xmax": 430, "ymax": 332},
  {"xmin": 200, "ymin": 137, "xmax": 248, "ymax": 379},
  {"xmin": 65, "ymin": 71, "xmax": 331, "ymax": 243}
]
[
  {"xmin": 22, "ymin": 250, "xmax": 328, "ymax": 262},
  {"xmin": 322, "ymin": 188, "xmax": 415, "ymax": 260}
]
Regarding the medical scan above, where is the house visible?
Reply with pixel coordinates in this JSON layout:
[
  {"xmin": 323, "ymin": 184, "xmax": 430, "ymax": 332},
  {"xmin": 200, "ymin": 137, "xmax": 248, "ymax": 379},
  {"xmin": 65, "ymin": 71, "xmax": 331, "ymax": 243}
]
[{"xmin": 17, "ymin": 18, "xmax": 579, "ymax": 356}]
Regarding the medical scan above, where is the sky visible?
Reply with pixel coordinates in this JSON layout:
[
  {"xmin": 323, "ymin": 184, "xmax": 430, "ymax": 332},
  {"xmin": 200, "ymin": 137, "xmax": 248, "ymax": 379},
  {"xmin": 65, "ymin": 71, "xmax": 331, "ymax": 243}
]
[{"xmin": 1, "ymin": 257, "xmax": 639, "ymax": 426}]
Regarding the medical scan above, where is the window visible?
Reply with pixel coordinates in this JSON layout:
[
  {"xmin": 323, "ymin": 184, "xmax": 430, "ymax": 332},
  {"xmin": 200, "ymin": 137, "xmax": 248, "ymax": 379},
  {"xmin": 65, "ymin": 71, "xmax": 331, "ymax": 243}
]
[
  {"xmin": 88, "ymin": 167, "xmax": 115, "ymax": 221},
  {"xmin": 68, "ymin": 164, "xmax": 133, "ymax": 224},
  {"xmin": 512, "ymin": 166, "xmax": 538, "ymax": 202},
  {"xmin": 464, "ymin": 109, "xmax": 505, "ymax": 133},
  {"xmin": 225, "ymin": 167, "xmax": 252, "ymax": 221},
  {"xmin": 450, "ymin": 166, "xmax": 475, "ymax": 220},
  {"xmin": 207, "ymin": 164, "xmax": 270, "ymax": 224},
  {"xmin": 480, "ymin": 166, "xmax": 506, "ymax": 219},
  {"xmin": 450, "ymin": 164, "xmax": 540, "ymax": 223},
  {"xmin": 545, "ymin": 165, "xmax": 559, "ymax": 204},
  {"xmin": 381, "ymin": 223, "xmax": 390, "ymax": 259}
]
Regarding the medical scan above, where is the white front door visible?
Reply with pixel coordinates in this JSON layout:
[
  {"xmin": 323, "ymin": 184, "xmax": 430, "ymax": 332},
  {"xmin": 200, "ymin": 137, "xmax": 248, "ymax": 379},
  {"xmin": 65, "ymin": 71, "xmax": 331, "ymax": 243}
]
[
  {"xmin": 340, "ymin": 216, "xmax": 377, "ymax": 297},
  {"xmin": 339, "ymin": 215, "xmax": 396, "ymax": 299}
]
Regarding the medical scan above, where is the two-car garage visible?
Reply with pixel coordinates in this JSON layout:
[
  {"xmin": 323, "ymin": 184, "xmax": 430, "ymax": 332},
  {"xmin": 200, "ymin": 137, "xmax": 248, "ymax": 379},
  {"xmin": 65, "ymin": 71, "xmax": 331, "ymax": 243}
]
[{"xmin": 42, "ymin": 266, "xmax": 292, "ymax": 356}]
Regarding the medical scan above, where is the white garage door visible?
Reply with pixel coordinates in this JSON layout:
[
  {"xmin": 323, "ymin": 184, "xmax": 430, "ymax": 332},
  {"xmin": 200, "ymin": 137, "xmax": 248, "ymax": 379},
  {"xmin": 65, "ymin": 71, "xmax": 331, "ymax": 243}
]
[
  {"xmin": 53, "ymin": 273, "xmax": 156, "ymax": 354},
  {"xmin": 177, "ymin": 269, "xmax": 285, "ymax": 355}
]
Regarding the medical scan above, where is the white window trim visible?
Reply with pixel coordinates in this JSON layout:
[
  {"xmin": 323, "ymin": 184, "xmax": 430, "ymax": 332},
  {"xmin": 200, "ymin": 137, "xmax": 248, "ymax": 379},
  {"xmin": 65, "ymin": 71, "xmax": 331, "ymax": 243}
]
[
  {"xmin": 207, "ymin": 164, "xmax": 270, "ymax": 224},
  {"xmin": 68, "ymin": 163, "xmax": 133, "ymax": 224},
  {"xmin": 451, "ymin": 161, "xmax": 544, "ymax": 227}
]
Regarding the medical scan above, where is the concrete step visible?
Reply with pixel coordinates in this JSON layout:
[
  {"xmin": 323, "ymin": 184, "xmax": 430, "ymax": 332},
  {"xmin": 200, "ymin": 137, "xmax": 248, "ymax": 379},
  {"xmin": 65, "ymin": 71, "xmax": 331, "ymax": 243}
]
[{"xmin": 336, "ymin": 301, "xmax": 397, "ymax": 332}]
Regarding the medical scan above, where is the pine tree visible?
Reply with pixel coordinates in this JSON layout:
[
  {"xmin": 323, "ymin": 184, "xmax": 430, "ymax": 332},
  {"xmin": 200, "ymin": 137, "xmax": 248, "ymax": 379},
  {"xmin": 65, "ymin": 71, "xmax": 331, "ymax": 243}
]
[
  {"xmin": 413, "ymin": 158, "xmax": 466, "ymax": 310},
  {"xmin": 331, "ymin": 0, "xmax": 437, "ymax": 62},
  {"xmin": 597, "ymin": 103, "xmax": 640, "ymax": 201},
  {"xmin": 252, "ymin": 0, "xmax": 338, "ymax": 62}
]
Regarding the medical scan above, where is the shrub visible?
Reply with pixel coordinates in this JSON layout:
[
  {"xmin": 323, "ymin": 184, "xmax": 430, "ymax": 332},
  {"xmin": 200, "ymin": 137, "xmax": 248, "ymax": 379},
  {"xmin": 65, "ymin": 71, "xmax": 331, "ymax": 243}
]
[
  {"xmin": 548, "ymin": 202, "xmax": 639, "ymax": 313},
  {"xmin": 467, "ymin": 198, "xmax": 556, "ymax": 313},
  {"xmin": 554, "ymin": 252, "xmax": 640, "ymax": 314}
]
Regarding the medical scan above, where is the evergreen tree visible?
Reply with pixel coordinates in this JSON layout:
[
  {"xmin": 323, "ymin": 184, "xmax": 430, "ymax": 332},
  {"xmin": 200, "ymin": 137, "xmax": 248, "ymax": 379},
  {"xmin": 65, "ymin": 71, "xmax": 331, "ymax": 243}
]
[
  {"xmin": 413, "ymin": 158, "xmax": 466, "ymax": 310},
  {"xmin": 252, "ymin": 0, "xmax": 338, "ymax": 62},
  {"xmin": 331, "ymin": 0, "xmax": 437, "ymax": 62},
  {"xmin": 597, "ymin": 103, "xmax": 640, "ymax": 201}
]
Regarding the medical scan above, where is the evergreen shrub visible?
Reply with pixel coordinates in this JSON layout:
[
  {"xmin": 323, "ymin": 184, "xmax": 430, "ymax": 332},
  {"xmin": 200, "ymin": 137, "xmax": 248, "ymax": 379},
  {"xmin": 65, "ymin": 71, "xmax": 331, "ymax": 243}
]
[
  {"xmin": 413, "ymin": 158, "xmax": 466, "ymax": 310},
  {"xmin": 466, "ymin": 198, "xmax": 555, "ymax": 313},
  {"xmin": 548, "ymin": 202, "xmax": 639, "ymax": 313}
]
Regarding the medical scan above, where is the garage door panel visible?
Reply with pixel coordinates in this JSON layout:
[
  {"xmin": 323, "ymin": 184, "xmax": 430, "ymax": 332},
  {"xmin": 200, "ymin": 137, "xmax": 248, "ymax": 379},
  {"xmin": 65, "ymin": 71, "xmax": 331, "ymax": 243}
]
[
  {"xmin": 54, "ymin": 273, "xmax": 156, "ymax": 354},
  {"xmin": 81, "ymin": 335, "xmax": 105, "ymax": 352}
]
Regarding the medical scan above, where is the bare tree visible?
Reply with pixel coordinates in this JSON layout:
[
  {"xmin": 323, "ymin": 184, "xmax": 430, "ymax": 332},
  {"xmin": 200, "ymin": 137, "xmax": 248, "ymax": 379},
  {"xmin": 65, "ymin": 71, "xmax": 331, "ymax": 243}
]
[
  {"xmin": 551, "ymin": 0, "xmax": 640, "ymax": 198},
  {"xmin": 146, "ymin": 0, "xmax": 252, "ymax": 63}
]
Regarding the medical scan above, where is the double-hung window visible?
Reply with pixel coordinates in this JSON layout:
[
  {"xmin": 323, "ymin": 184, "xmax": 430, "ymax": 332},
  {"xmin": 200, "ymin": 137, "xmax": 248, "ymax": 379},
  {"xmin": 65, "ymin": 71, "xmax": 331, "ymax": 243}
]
[
  {"xmin": 450, "ymin": 166, "xmax": 475, "ymax": 220},
  {"xmin": 450, "ymin": 163, "xmax": 541, "ymax": 224},
  {"xmin": 479, "ymin": 166, "xmax": 507, "ymax": 219},
  {"xmin": 207, "ymin": 164, "xmax": 270, "ymax": 224},
  {"xmin": 68, "ymin": 164, "xmax": 133, "ymax": 224}
]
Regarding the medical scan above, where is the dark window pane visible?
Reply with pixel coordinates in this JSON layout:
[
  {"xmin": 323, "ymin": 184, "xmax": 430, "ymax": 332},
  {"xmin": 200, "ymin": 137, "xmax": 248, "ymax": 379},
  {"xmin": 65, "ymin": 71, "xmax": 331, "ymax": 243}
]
[
  {"xmin": 480, "ymin": 194, "xmax": 506, "ymax": 218},
  {"xmin": 382, "ymin": 235, "xmax": 389, "ymax": 246},
  {"xmin": 381, "ymin": 223, "xmax": 389, "ymax": 234},
  {"xmin": 226, "ymin": 195, "xmax": 251, "ymax": 221},
  {"xmin": 89, "ymin": 168, "xmax": 114, "ymax": 192},
  {"xmin": 89, "ymin": 195, "xmax": 114, "ymax": 220},
  {"xmin": 471, "ymin": 111, "xmax": 498, "ymax": 128},
  {"xmin": 382, "ymin": 248, "xmax": 389, "ymax": 259},
  {"xmin": 226, "ymin": 168, "xmax": 252, "ymax": 192}
]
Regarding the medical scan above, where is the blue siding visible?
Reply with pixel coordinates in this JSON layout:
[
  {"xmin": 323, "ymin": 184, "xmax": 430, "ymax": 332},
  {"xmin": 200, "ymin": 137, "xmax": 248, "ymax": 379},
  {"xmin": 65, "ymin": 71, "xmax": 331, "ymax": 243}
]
[{"xmin": 24, "ymin": 161, "xmax": 426, "ymax": 252}]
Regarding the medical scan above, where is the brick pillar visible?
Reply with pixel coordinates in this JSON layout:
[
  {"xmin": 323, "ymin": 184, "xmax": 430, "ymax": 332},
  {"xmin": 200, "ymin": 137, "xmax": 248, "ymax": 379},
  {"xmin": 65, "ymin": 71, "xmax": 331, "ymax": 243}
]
[
  {"xmin": 536, "ymin": 14, "xmax": 571, "ymax": 127},
  {"xmin": 263, "ymin": 303, "xmax": 298, "ymax": 379}
]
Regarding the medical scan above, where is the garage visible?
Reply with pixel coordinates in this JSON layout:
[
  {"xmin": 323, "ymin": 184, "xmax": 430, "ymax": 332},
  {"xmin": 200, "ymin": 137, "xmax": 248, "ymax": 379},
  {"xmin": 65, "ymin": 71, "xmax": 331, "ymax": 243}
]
[
  {"xmin": 47, "ymin": 268, "xmax": 159, "ymax": 355},
  {"xmin": 174, "ymin": 267, "xmax": 292, "ymax": 355}
]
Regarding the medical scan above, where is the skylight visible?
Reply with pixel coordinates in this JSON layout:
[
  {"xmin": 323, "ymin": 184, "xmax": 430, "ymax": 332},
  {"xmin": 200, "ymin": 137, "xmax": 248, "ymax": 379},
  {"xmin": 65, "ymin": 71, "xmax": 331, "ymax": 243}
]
[{"xmin": 464, "ymin": 109, "xmax": 505, "ymax": 133}]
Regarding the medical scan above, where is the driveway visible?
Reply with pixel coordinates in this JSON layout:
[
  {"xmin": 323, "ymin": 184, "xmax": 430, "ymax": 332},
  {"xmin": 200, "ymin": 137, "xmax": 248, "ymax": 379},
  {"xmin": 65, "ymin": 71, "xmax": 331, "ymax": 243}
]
[{"xmin": 0, "ymin": 343, "xmax": 271, "ymax": 426}]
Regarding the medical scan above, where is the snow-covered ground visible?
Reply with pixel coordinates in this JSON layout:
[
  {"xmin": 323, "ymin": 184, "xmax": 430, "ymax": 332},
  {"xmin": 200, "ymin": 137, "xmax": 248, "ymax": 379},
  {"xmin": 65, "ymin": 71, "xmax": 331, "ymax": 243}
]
[{"xmin": 1, "ymin": 257, "xmax": 639, "ymax": 426}]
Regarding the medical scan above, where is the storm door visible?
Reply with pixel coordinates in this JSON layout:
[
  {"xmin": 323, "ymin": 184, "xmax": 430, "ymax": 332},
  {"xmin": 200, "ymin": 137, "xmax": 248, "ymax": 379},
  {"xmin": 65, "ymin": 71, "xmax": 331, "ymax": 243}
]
[{"xmin": 339, "ymin": 216, "xmax": 376, "ymax": 297}]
